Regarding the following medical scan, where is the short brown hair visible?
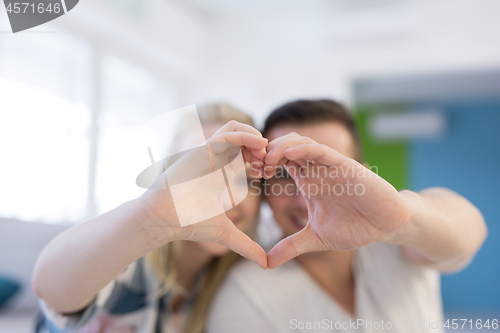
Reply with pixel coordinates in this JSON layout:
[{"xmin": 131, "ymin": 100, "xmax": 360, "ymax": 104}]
[{"xmin": 263, "ymin": 99, "xmax": 362, "ymax": 161}]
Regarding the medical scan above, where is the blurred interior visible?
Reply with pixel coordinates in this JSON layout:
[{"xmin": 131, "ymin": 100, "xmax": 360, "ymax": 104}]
[{"xmin": 0, "ymin": 0, "xmax": 499, "ymax": 331}]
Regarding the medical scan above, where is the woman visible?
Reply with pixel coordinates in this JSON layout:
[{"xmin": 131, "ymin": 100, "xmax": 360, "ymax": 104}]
[{"xmin": 33, "ymin": 103, "xmax": 267, "ymax": 333}]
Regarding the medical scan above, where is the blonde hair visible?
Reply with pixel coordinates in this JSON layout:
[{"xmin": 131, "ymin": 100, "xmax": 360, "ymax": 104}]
[{"xmin": 146, "ymin": 103, "xmax": 258, "ymax": 333}]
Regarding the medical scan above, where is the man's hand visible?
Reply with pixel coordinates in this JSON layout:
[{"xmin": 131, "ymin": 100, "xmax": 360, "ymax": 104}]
[
  {"xmin": 263, "ymin": 132, "xmax": 486, "ymax": 271},
  {"xmin": 263, "ymin": 133, "xmax": 412, "ymax": 269}
]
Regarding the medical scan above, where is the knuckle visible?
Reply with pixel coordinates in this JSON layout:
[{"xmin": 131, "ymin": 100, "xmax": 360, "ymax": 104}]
[{"xmin": 213, "ymin": 225, "xmax": 233, "ymax": 244}]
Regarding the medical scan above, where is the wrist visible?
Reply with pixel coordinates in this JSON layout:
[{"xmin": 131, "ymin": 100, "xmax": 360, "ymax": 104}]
[
  {"xmin": 132, "ymin": 193, "xmax": 179, "ymax": 247},
  {"xmin": 384, "ymin": 190, "xmax": 422, "ymax": 246}
]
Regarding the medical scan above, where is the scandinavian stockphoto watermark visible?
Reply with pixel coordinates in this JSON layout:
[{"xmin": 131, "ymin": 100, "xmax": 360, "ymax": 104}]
[
  {"xmin": 248, "ymin": 163, "xmax": 379, "ymax": 199},
  {"xmin": 3, "ymin": 0, "xmax": 80, "ymax": 33}
]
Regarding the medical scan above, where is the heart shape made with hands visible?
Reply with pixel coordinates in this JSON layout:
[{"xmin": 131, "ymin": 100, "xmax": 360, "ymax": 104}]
[
  {"xmin": 143, "ymin": 121, "xmax": 412, "ymax": 271},
  {"xmin": 258, "ymin": 132, "xmax": 412, "ymax": 269}
]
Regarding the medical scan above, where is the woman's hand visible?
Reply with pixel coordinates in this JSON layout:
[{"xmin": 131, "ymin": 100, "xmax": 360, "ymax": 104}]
[
  {"xmin": 33, "ymin": 121, "xmax": 268, "ymax": 314},
  {"xmin": 262, "ymin": 133, "xmax": 412, "ymax": 268},
  {"xmin": 138, "ymin": 121, "xmax": 268, "ymax": 269}
]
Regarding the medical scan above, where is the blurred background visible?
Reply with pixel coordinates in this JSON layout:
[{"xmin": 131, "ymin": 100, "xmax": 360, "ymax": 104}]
[{"xmin": 0, "ymin": 0, "xmax": 499, "ymax": 331}]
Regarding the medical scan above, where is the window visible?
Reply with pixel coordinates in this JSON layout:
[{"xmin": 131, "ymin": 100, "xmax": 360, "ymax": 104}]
[
  {"xmin": 95, "ymin": 55, "xmax": 176, "ymax": 214},
  {"xmin": 0, "ymin": 32, "xmax": 91, "ymax": 224},
  {"xmin": 0, "ymin": 32, "xmax": 176, "ymax": 224}
]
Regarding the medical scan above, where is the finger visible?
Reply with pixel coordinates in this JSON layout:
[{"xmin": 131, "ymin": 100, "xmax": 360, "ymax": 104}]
[
  {"xmin": 263, "ymin": 134, "xmax": 305, "ymax": 178},
  {"xmin": 265, "ymin": 137, "xmax": 316, "ymax": 166},
  {"xmin": 219, "ymin": 223, "xmax": 268, "ymax": 269},
  {"xmin": 284, "ymin": 144, "xmax": 340, "ymax": 166},
  {"xmin": 247, "ymin": 154, "xmax": 263, "ymax": 178},
  {"xmin": 246, "ymin": 154, "xmax": 264, "ymax": 178},
  {"xmin": 284, "ymin": 160, "xmax": 301, "ymax": 179},
  {"xmin": 262, "ymin": 164, "xmax": 277, "ymax": 179},
  {"xmin": 263, "ymin": 158, "xmax": 306, "ymax": 180},
  {"xmin": 267, "ymin": 226, "xmax": 325, "ymax": 269},
  {"xmin": 242, "ymin": 148, "xmax": 252, "ymax": 164},
  {"xmin": 266, "ymin": 132, "xmax": 301, "ymax": 152},
  {"xmin": 261, "ymin": 156, "xmax": 290, "ymax": 179},
  {"xmin": 282, "ymin": 161, "xmax": 310, "ymax": 196},
  {"xmin": 216, "ymin": 120, "xmax": 263, "ymax": 138},
  {"xmin": 251, "ymin": 156, "xmax": 264, "ymax": 178},
  {"xmin": 250, "ymin": 148, "xmax": 266, "ymax": 160},
  {"xmin": 212, "ymin": 132, "xmax": 268, "ymax": 150},
  {"xmin": 244, "ymin": 152, "xmax": 262, "ymax": 178},
  {"xmin": 241, "ymin": 147, "xmax": 262, "ymax": 165}
]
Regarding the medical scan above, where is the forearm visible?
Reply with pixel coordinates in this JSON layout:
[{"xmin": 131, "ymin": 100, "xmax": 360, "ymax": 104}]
[
  {"xmin": 32, "ymin": 196, "xmax": 174, "ymax": 313},
  {"xmin": 392, "ymin": 188, "xmax": 487, "ymax": 272}
]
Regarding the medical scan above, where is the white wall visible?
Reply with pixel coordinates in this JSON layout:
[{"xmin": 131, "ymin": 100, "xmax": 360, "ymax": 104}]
[
  {"xmin": 192, "ymin": 0, "xmax": 500, "ymax": 126},
  {"xmin": 49, "ymin": 0, "xmax": 212, "ymax": 106},
  {"xmin": 5, "ymin": 0, "xmax": 498, "ymax": 124}
]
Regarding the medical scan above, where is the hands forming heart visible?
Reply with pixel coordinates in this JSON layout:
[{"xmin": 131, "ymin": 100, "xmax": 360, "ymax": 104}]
[
  {"xmin": 31, "ymin": 122, "xmax": 485, "ymax": 316},
  {"xmin": 261, "ymin": 132, "xmax": 412, "ymax": 269},
  {"xmin": 141, "ymin": 121, "xmax": 412, "ymax": 269}
]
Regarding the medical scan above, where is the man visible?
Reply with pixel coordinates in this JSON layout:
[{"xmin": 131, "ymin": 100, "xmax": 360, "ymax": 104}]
[{"xmin": 207, "ymin": 99, "xmax": 486, "ymax": 333}]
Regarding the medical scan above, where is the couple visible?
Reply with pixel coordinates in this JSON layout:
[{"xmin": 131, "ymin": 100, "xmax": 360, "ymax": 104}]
[{"xmin": 33, "ymin": 100, "xmax": 486, "ymax": 333}]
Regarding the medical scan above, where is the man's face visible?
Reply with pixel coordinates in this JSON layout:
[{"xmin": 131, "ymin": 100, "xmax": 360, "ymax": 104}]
[{"xmin": 265, "ymin": 122, "xmax": 358, "ymax": 238}]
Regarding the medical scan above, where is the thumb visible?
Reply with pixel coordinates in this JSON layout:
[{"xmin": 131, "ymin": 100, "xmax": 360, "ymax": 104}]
[
  {"xmin": 218, "ymin": 221, "xmax": 268, "ymax": 269},
  {"xmin": 267, "ymin": 226, "xmax": 324, "ymax": 269}
]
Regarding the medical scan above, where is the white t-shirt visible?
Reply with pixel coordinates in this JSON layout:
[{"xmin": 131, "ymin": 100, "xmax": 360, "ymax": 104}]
[{"xmin": 207, "ymin": 242, "xmax": 444, "ymax": 333}]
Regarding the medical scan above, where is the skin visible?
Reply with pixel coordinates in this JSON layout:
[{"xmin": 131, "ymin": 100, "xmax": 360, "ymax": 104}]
[
  {"xmin": 32, "ymin": 120, "xmax": 266, "ymax": 313},
  {"xmin": 264, "ymin": 122, "xmax": 487, "ymax": 315},
  {"xmin": 174, "ymin": 177, "xmax": 260, "ymax": 291},
  {"xmin": 181, "ymin": 124, "xmax": 260, "ymax": 257},
  {"xmin": 167, "ymin": 123, "xmax": 261, "ymax": 292}
]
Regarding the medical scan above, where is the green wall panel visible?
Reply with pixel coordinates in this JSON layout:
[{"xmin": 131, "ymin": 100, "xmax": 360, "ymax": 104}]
[{"xmin": 355, "ymin": 107, "xmax": 409, "ymax": 191}]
